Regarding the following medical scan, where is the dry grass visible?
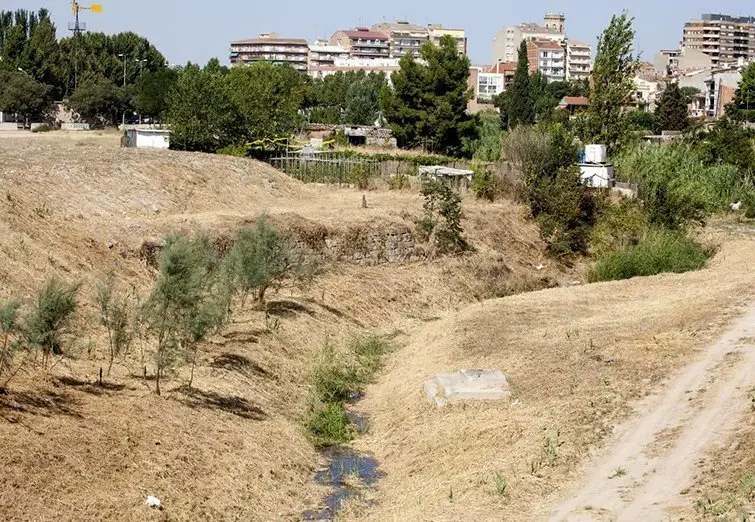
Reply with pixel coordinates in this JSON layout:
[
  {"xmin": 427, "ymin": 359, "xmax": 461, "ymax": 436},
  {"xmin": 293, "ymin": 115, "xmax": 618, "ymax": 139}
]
[
  {"xmin": 0, "ymin": 132, "xmax": 568, "ymax": 521},
  {"xmin": 352, "ymin": 236, "xmax": 755, "ymax": 521}
]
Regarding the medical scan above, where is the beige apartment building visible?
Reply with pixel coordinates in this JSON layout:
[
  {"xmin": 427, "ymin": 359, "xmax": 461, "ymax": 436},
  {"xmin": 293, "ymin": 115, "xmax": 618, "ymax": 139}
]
[
  {"xmin": 492, "ymin": 15, "xmax": 565, "ymax": 64},
  {"xmin": 527, "ymin": 39, "xmax": 566, "ymax": 83},
  {"xmin": 330, "ymin": 28, "xmax": 390, "ymax": 59},
  {"xmin": 229, "ymin": 33, "xmax": 309, "ymax": 72},
  {"xmin": 372, "ymin": 21, "xmax": 429, "ymax": 58},
  {"xmin": 682, "ymin": 13, "xmax": 755, "ymax": 66},
  {"xmin": 428, "ymin": 24, "xmax": 467, "ymax": 55}
]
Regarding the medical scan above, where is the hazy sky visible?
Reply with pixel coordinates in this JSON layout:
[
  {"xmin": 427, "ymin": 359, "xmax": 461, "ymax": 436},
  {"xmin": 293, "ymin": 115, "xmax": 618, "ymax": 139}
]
[{"xmin": 9, "ymin": 1, "xmax": 755, "ymax": 65}]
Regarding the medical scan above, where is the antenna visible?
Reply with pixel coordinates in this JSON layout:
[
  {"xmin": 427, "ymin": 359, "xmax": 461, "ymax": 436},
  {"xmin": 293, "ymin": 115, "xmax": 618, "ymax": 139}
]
[{"xmin": 69, "ymin": 1, "xmax": 103, "ymax": 88}]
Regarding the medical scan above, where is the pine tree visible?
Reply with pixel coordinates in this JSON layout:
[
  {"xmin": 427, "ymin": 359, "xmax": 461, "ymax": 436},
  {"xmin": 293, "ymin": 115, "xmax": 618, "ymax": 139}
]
[
  {"xmin": 655, "ymin": 83, "xmax": 689, "ymax": 132},
  {"xmin": 507, "ymin": 41, "xmax": 534, "ymax": 127}
]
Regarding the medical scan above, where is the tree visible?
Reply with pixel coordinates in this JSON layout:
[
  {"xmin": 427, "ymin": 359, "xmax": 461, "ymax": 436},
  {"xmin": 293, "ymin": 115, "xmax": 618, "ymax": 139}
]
[
  {"xmin": 420, "ymin": 179, "xmax": 467, "ymax": 253},
  {"xmin": 140, "ymin": 234, "xmax": 228, "ymax": 394},
  {"xmin": 96, "ymin": 273, "xmax": 133, "ymax": 377},
  {"xmin": 223, "ymin": 217, "xmax": 310, "ymax": 307},
  {"xmin": 507, "ymin": 41, "xmax": 535, "ymax": 127},
  {"xmin": 132, "ymin": 68, "xmax": 178, "ymax": 122},
  {"xmin": 0, "ymin": 299, "xmax": 21, "ymax": 389},
  {"xmin": 382, "ymin": 35, "xmax": 476, "ymax": 156},
  {"xmin": 0, "ymin": 70, "xmax": 53, "ymax": 122},
  {"xmin": 24, "ymin": 278, "xmax": 80, "ymax": 371},
  {"xmin": 728, "ymin": 62, "xmax": 755, "ymax": 122},
  {"xmin": 471, "ymin": 110, "xmax": 503, "ymax": 162},
  {"xmin": 166, "ymin": 63, "xmax": 243, "ymax": 152},
  {"xmin": 583, "ymin": 12, "xmax": 641, "ymax": 153},
  {"xmin": 66, "ymin": 74, "xmax": 126, "ymax": 126},
  {"xmin": 226, "ymin": 62, "xmax": 305, "ymax": 144},
  {"xmin": 655, "ymin": 83, "xmax": 689, "ymax": 132},
  {"xmin": 305, "ymin": 71, "xmax": 388, "ymax": 125},
  {"xmin": 679, "ymin": 86, "xmax": 701, "ymax": 106}
]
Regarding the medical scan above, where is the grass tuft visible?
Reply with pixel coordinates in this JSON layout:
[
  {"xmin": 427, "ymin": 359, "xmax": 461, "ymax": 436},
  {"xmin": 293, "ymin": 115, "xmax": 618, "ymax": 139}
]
[
  {"xmin": 306, "ymin": 335, "xmax": 391, "ymax": 447},
  {"xmin": 589, "ymin": 229, "xmax": 711, "ymax": 283}
]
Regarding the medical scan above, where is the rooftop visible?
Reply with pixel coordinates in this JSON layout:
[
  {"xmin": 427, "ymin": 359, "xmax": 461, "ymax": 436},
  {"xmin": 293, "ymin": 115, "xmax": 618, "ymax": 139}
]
[
  {"xmin": 232, "ymin": 34, "xmax": 308, "ymax": 45},
  {"xmin": 373, "ymin": 21, "xmax": 428, "ymax": 33},
  {"xmin": 340, "ymin": 28, "xmax": 389, "ymax": 40},
  {"xmin": 559, "ymin": 96, "xmax": 589, "ymax": 106},
  {"xmin": 489, "ymin": 61, "xmax": 517, "ymax": 73},
  {"xmin": 519, "ymin": 23, "xmax": 561, "ymax": 34}
]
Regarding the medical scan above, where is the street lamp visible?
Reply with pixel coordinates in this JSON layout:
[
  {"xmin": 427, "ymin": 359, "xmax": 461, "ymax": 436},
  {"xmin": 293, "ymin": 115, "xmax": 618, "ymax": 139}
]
[
  {"xmin": 134, "ymin": 59, "xmax": 147, "ymax": 124},
  {"xmin": 117, "ymin": 53, "xmax": 127, "ymax": 126}
]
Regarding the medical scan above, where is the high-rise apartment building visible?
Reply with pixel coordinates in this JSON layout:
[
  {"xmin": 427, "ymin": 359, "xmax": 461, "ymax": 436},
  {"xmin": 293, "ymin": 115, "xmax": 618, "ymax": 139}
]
[
  {"xmin": 681, "ymin": 13, "xmax": 755, "ymax": 67},
  {"xmin": 565, "ymin": 39, "xmax": 592, "ymax": 81},
  {"xmin": 372, "ymin": 21, "xmax": 429, "ymax": 58},
  {"xmin": 492, "ymin": 14, "xmax": 565, "ymax": 64},
  {"xmin": 229, "ymin": 33, "xmax": 309, "ymax": 72},
  {"xmin": 428, "ymin": 24, "xmax": 468, "ymax": 55},
  {"xmin": 330, "ymin": 28, "xmax": 391, "ymax": 59},
  {"xmin": 527, "ymin": 40, "xmax": 566, "ymax": 83}
]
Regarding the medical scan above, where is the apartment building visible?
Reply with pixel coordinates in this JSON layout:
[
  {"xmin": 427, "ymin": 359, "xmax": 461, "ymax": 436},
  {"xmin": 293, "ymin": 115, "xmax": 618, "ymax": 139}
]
[
  {"xmin": 681, "ymin": 13, "xmax": 755, "ymax": 67},
  {"xmin": 330, "ymin": 28, "xmax": 390, "ymax": 59},
  {"xmin": 308, "ymin": 57, "xmax": 400, "ymax": 80},
  {"xmin": 492, "ymin": 16, "xmax": 565, "ymax": 64},
  {"xmin": 489, "ymin": 61, "xmax": 517, "ymax": 88},
  {"xmin": 428, "ymin": 24, "xmax": 467, "ymax": 55},
  {"xmin": 565, "ymin": 39, "xmax": 591, "ymax": 81},
  {"xmin": 527, "ymin": 39, "xmax": 566, "ymax": 83},
  {"xmin": 653, "ymin": 47, "xmax": 713, "ymax": 76},
  {"xmin": 372, "ymin": 21, "xmax": 428, "ymax": 58},
  {"xmin": 229, "ymin": 33, "xmax": 309, "ymax": 72},
  {"xmin": 308, "ymin": 40, "xmax": 349, "ymax": 70},
  {"xmin": 468, "ymin": 66, "xmax": 506, "ymax": 101}
]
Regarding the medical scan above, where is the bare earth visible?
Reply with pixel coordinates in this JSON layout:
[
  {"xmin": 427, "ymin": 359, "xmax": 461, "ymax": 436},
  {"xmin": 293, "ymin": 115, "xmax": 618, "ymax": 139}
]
[{"xmin": 549, "ymin": 303, "xmax": 755, "ymax": 521}]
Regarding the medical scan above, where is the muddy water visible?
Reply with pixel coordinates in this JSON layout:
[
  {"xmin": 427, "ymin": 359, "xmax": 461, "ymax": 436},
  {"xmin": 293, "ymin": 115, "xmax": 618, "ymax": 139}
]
[{"xmin": 303, "ymin": 406, "xmax": 384, "ymax": 520}]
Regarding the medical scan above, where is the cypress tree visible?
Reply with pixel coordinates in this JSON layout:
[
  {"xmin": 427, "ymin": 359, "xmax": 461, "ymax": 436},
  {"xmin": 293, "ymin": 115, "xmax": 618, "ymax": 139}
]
[
  {"xmin": 508, "ymin": 41, "xmax": 534, "ymax": 127},
  {"xmin": 655, "ymin": 83, "xmax": 689, "ymax": 132}
]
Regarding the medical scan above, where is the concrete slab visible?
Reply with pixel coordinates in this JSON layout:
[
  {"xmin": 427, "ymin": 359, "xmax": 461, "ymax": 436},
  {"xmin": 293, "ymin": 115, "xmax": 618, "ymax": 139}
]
[{"xmin": 424, "ymin": 369, "xmax": 511, "ymax": 407}]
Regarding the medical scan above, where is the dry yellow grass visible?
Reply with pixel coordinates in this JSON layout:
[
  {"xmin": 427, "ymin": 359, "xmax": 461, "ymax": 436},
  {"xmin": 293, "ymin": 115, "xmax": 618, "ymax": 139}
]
[
  {"xmin": 0, "ymin": 132, "xmax": 566, "ymax": 521},
  {"xmin": 352, "ymin": 235, "xmax": 755, "ymax": 521}
]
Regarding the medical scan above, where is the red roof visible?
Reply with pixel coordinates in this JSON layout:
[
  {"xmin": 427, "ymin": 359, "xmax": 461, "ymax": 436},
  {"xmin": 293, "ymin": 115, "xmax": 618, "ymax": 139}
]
[
  {"xmin": 560, "ymin": 96, "xmax": 589, "ymax": 106},
  {"xmin": 490, "ymin": 61, "xmax": 517, "ymax": 73},
  {"xmin": 342, "ymin": 28, "xmax": 388, "ymax": 40}
]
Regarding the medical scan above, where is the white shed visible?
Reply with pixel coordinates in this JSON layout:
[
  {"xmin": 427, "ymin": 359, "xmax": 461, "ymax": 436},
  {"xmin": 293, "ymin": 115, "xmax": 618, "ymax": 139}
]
[{"xmin": 125, "ymin": 128, "xmax": 171, "ymax": 149}]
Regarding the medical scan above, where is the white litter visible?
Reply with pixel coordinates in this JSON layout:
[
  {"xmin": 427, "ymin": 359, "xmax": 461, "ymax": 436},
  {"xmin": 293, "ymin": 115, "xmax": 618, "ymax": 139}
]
[
  {"xmin": 146, "ymin": 496, "xmax": 162, "ymax": 509},
  {"xmin": 730, "ymin": 201, "xmax": 742, "ymax": 211}
]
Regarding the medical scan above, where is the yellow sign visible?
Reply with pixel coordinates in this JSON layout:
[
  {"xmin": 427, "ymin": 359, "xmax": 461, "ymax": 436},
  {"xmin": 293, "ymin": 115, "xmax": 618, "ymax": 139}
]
[{"xmin": 90, "ymin": 4, "xmax": 103, "ymax": 12}]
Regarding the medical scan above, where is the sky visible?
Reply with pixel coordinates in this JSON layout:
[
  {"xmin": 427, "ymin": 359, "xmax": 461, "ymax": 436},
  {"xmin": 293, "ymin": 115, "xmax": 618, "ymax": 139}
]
[{"xmin": 7, "ymin": 1, "xmax": 755, "ymax": 66}]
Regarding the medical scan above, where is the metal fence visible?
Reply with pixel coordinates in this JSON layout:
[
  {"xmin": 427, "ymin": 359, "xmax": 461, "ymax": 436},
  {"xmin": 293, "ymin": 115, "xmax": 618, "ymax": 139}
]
[{"xmin": 269, "ymin": 152, "xmax": 379, "ymax": 186}]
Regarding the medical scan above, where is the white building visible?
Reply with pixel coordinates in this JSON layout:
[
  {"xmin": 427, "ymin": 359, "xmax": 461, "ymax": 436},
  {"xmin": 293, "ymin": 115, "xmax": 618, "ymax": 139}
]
[
  {"xmin": 633, "ymin": 76, "xmax": 663, "ymax": 111},
  {"xmin": 124, "ymin": 128, "xmax": 171, "ymax": 149},
  {"xmin": 528, "ymin": 40, "xmax": 566, "ymax": 83},
  {"xmin": 565, "ymin": 39, "xmax": 592, "ymax": 81},
  {"xmin": 308, "ymin": 57, "xmax": 401, "ymax": 80},
  {"xmin": 468, "ymin": 66, "xmax": 505, "ymax": 100},
  {"xmin": 492, "ymin": 17, "xmax": 564, "ymax": 64},
  {"xmin": 308, "ymin": 41, "xmax": 350, "ymax": 71}
]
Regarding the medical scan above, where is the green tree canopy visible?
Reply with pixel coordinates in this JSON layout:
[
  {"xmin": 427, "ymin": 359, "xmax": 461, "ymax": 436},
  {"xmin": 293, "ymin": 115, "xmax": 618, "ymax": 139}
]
[
  {"xmin": 655, "ymin": 83, "xmax": 689, "ymax": 132},
  {"xmin": 382, "ymin": 35, "xmax": 476, "ymax": 156},
  {"xmin": 226, "ymin": 62, "xmax": 305, "ymax": 144},
  {"xmin": 0, "ymin": 69, "xmax": 53, "ymax": 121},
  {"xmin": 728, "ymin": 62, "xmax": 755, "ymax": 122},
  {"xmin": 583, "ymin": 12, "xmax": 640, "ymax": 153},
  {"xmin": 132, "ymin": 68, "xmax": 178, "ymax": 122},
  {"xmin": 166, "ymin": 63, "xmax": 243, "ymax": 152},
  {"xmin": 305, "ymin": 70, "xmax": 388, "ymax": 125},
  {"xmin": 66, "ymin": 73, "xmax": 127, "ymax": 126}
]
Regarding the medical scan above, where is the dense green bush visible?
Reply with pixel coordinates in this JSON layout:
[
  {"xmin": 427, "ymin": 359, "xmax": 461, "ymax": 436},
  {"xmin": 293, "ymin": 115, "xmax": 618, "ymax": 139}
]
[
  {"xmin": 616, "ymin": 144, "xmax": 752, "ymax": 228},
  {"xmin": 589, "ymin": 228, "xmax": 710, "ymax": 282},
  {"xmin": 471, "ymin": 164, "xmax": 497, "ymax": 201},
  {"xmin": 216, "ymin": 144, "xmax": 250, "ymax": 157}
]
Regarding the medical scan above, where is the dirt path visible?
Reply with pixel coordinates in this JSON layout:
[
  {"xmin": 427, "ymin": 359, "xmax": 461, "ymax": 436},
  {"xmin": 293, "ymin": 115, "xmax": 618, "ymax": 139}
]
[{"xmin": 550, "ymin": 302, "xmax": 755, "ymax": 522}]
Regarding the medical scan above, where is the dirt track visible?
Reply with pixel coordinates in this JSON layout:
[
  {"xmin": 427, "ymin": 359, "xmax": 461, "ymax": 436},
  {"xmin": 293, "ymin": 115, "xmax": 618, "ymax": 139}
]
[{"xmin": 550, "ymin": 302, "xmax": 755, "ymax": 521}]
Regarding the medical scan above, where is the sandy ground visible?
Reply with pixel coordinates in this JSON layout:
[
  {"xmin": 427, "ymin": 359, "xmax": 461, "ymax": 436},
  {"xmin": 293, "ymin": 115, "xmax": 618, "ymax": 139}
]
[{"xmin": 549, "ymin": 303, "xmax": 755, "ymax": 521}]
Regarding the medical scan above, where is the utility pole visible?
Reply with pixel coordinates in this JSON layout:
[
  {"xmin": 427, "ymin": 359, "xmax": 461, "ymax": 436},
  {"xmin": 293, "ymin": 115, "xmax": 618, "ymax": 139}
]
[
  {"xmin": 118, "ymin": 53, "xmax": 127, "ymax": 126},
  {"xmin": 135, "ymin": 59, "xmax": 147, "ymax": 124}
]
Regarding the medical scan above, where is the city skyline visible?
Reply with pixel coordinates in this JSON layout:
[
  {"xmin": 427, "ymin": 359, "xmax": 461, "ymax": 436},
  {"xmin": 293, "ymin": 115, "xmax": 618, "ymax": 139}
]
[{"xmin": 6, "ymin": 1, "xmax": 755, "ymax": 66}]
